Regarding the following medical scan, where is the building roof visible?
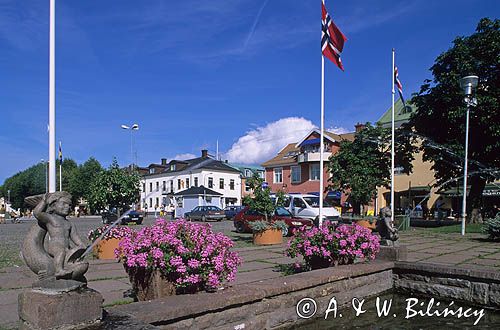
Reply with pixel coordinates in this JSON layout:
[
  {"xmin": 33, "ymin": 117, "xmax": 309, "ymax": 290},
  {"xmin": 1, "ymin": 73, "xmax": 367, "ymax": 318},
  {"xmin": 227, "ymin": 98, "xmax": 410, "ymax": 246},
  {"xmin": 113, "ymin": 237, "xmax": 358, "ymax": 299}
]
[
  {"xmin": 142, "ymin": 156, "xmax": 240, "ymax": 177},
  {"xmin": 174, "ymin": 185, "xmax": 223, "ymax": 196},
  {"xmin": 261, "ymin": 143, "xmax": 300, "ymax": 167},
  {"xmin": 377, "ymin": 99, "xmax": 417, "ymax": 128}
]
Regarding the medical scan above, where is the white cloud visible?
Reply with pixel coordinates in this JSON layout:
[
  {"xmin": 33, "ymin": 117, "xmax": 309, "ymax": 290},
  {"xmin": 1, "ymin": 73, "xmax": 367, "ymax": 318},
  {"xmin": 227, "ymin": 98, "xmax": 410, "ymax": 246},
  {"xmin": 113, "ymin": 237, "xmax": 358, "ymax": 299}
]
[
  {"xmin": 224, "ymin": 117, "xmax": 316, "ymax": 165},
  {"xmin": 327, "ymin": 127, "xmax": 351, "ymax": 135},
  {"xmin": 173, "ymin": 153, "xmax": 197, "ymax": 161}
]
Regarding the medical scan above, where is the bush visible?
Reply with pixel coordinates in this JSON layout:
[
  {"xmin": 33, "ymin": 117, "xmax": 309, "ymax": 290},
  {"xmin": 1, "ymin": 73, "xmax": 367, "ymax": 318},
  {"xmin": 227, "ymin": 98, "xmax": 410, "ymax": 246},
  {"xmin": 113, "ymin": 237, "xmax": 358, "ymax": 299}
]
[
  {"xmin": 483, "ymin": 213, "xmax": 500, "ymax": 240},
  {"xmin": 248, "ymin": 220, "xmax": 287, "ymax": 233},
  {"xmin": 117, "ymin": 219, "xmax": 241, "ymax": 290},
  {"xmin": 87, "ymin": 225, "xmax": 132, "ymax": 242},
  {"xmin": 286, "ymin": 224, "xmax": 380, "ymax": 269}
]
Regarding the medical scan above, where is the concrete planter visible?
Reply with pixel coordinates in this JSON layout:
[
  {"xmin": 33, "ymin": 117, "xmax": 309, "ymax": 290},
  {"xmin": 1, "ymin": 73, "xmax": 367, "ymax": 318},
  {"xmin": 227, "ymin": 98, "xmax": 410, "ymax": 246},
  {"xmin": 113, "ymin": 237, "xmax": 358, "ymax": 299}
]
[
  {"xmin": 253, "ymin": 228, "xmax": 283, "ymax": 245},
  {"xmin": 93, "ymin": 238, "xmax": 122, "ymax": 260},
  {"xmin": 126, "ymin": 267, "xmax": 176, "ymax": 301}
]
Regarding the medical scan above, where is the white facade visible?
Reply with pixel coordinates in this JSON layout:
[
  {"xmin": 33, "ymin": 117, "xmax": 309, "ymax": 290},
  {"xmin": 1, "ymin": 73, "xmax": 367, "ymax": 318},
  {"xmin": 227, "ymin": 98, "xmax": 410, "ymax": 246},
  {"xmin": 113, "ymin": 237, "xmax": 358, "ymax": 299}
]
[{"xmin": 140, "ymin": 169, "xmax": 241, "ymax": 213}]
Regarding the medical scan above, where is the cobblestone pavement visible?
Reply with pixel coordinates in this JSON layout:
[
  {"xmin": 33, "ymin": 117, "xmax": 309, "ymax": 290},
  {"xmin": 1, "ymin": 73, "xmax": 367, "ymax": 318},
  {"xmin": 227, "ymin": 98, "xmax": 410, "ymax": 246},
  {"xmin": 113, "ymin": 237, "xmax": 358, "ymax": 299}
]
[{"xmin": 1, "ymin": 221, "xmax": 499, "ymax": 329}]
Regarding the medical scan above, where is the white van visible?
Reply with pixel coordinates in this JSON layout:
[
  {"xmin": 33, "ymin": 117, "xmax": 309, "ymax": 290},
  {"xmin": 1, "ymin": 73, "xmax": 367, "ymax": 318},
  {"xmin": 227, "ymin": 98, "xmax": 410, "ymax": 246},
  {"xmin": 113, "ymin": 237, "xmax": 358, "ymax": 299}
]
[{"xmin": 280, "ymin": 194, "xmax": 340, "ymax": 226}]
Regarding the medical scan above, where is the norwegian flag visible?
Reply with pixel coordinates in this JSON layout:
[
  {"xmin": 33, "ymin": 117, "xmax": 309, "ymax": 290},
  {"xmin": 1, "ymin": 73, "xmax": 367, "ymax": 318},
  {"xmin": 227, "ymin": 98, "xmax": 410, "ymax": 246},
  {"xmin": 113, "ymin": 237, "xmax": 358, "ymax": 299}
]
[
  {"xmin": 394, "ymin": 66, "xmax": 406, "ymax": 107},
  {"xmin": 321, "ymin": 1, "xmax": 347, "ymax": 71}
]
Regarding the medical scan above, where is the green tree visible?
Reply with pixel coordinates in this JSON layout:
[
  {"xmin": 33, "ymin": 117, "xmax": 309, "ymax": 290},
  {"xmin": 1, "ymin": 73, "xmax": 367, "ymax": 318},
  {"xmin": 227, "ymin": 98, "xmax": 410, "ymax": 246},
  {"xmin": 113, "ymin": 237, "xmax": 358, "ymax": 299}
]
[
  {"xmin": 1, "ymin": 162, "xmax": 46, "ymax": 209},
  {"xmin": 87, "ymin": 158, "xmax": 140, "ymax": 214},
  {"xmin": 68, "ymin": 157, "xmax": 103, "ymax": 205},
  {"xmin": 409, "ymin": 18, "xmax": 500, "ymax": 223},
  {"xmin": 327, "ymin": 123, "xmax": 414, "ymax": 214},
  {"xmin": 245, "ymin": 173, "xmax": 275, "ymax": 221}
]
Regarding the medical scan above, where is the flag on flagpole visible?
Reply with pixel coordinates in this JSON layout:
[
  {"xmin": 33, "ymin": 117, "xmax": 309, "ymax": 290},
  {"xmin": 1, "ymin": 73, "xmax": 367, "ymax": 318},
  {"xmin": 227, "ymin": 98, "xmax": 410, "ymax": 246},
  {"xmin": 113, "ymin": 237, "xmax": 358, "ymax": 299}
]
[
  {"xmin": 58, "ymin": 141, "xmax": 62, "ymax": 164},
  {"xmin": 321, "ymin": 1, "xmax": 347, "ymax": 71},
  {"xmin": 394, "ymin": 66, "xmax": 406, "ymax": 107}
]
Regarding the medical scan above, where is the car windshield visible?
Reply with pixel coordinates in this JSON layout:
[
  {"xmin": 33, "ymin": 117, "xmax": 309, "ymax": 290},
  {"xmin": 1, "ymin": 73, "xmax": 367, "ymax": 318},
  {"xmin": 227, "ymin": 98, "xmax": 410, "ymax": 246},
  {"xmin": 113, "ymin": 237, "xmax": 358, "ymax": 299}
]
[
  {"xmin": 275, "ymin": 207, "xmax": 292, "ymax": 217},
  {"xmin": 303, "ymin": 197, "xmax": 333, "ymax": 208}
]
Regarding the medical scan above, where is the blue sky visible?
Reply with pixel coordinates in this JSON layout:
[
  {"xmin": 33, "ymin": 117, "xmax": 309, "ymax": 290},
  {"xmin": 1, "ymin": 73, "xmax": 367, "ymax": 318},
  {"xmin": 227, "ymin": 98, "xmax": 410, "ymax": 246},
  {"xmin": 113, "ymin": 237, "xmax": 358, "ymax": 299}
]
[{"xmin": 0, "ymin": 0, "xmax": 497, "ymax": 183}]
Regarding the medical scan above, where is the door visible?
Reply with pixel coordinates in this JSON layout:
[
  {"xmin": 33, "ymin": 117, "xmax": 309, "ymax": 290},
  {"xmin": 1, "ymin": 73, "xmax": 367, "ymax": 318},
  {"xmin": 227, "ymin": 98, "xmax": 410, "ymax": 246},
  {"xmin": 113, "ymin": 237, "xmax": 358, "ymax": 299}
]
[{"xmin": 292, "ymin": 197, "xmax": 307, "ymax": 217}]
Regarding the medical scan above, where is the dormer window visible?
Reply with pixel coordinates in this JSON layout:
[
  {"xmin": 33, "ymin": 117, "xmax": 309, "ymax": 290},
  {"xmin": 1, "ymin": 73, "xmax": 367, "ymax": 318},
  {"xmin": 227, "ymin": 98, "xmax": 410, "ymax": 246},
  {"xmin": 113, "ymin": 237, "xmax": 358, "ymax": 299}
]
[
  {"xmin": 149, "ymin": 168, "xmax": 155, "ymax": 174},
  {"xmin": 244, "ymin": 169, "xmax": 252, "ymax": 177},
  {"xmin": 170, "ymin": 164, "xmax": 176, "ymax": 171}
]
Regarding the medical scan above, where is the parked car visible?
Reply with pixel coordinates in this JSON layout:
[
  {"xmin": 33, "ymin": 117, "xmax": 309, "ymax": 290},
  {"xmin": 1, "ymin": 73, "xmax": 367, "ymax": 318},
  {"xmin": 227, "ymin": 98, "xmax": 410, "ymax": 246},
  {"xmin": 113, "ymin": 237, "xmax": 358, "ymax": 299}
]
[
  {"xmin": 224, "ymin": 205, "xmax": 245, "ymax": 220},
  {"xmin": 184, "ymin": 206, "xmax": 225, "ymax": 222},
  {"xmin": 233, "ymin": 206, "xmax": 313, "ymax": 236},
  {"xmin": 279, "ymin": 194, "xmax": 340, "ymax": 226},
  {"xmin": 102, "ymin": 209, "xmax": 144, "ymax": 225}
]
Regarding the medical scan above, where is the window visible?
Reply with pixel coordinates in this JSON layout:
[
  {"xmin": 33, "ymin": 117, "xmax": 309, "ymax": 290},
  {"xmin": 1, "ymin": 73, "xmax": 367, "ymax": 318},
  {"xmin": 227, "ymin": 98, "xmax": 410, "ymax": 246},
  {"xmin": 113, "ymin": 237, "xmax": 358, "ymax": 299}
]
[
  {"xmin": 149, "ymin": 182, "xmax": 153, "ymax": 192},
  {"xmin": 178, "ymin": 179, "xmax": 181, "ymax": 190},
  {"xmin": 293, "ymin": 198, "xmax": 306, "ymax": 208},
  {"xmin": 205, "ymin": 196, "xmax": 212, "ymax": 203},
  {"xmin": 149, "ymin": 168, "xmax": 155, "ymax": 174},
  {"xmin": 245, "ymin": 182, "xmax": 251, "ymax": 192},
  {"xmin": 309, "ymin": 164, "xmax": 320, "ymax": 181},
  {"xmin": 274, "ymin": 168, "xmax": 283, "ymax": 183},
  {"xmin": 170, "ymin": 180, "xmax": 174, "ymax": 193},
  {"xmin": 162, "ymin": 181, "xmax": 166, "ymax": 191},
  {"xmin": 219, "ymin": 178, "xmax": 224, "ymax": 189},
  {"xmin": 155, "ymin": 197, "xmax": 159, "ymax": 208},
  {"xmin": 230, "ymin": 179, "xmax": 235, "ymax": 190},
  {"xmin": 156, "ymin": 182, "xmax": 159, "ymax": 191},
  {"xmin": 258, "ymin": 171, "xmax": 265, "ymax": 179},
  {"xmin": 149, "ymin": 198, "xmax": 152, "ymax": 209},
  {"xmin": 142, "ymin": 183, "xmax": 145, "ymax": 192},
  {"xmin": 208, "ymin": 177, "xmax": 213, "ymax": 188},
  {"xmin": 194, "ymin": 177, "xmax": 199, "ymax": 187},
  {"xmin": 291, "ymin": 166, "xmax": 301, "ymax": 183},
  {"xmin": 186, "ymin": 178, "xmax": 190, "ymax": 188},
  {"xmin": 244, "ymin": 169, "xmax": 252, "ymax": 178}
]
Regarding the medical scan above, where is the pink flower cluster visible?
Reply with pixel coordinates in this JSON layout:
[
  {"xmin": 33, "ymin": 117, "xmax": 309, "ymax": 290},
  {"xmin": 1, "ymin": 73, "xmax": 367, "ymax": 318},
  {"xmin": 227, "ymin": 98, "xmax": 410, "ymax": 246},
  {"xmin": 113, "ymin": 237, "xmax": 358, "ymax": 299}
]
[
  {"xmin": 286, "ymin": 223, "xmax": 380, "ymax": 268},
  {"xmin": 87, "ymin": 225, "xmax": 133, "ymax": 242},
  {"xmin": 117, "ymin": 219, "xmax": 242, "ymax": 290}
]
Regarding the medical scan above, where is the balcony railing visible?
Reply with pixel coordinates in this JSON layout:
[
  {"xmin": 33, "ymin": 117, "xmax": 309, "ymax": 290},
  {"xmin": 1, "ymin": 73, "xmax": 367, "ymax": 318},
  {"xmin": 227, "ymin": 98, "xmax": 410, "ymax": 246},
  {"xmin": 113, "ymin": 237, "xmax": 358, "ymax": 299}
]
[{"xmin": 297, "ymin": 152, "xmax": 332, "ymax": 163}]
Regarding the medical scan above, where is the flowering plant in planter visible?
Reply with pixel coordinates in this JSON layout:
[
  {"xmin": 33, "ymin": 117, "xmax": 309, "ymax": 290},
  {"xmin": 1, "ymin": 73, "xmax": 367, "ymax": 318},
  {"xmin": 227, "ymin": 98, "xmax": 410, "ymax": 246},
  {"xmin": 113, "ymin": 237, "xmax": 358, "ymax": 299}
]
[
  {"xmin": 117, "ymin": 219, "xmax": 241, "ymax": 296},
  {"xmin": 87, "ymin": 224, "xmax": 133, "ymax": 242},
  {"xmin": 286, "ymin": 223, "xmax": 380, "ymax": 269}
]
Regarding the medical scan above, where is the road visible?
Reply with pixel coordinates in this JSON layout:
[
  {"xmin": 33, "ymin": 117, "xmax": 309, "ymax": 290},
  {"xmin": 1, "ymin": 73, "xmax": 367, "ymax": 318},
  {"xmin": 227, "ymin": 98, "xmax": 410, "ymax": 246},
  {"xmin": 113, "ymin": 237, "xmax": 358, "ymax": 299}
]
[{"xmin": 0, "ymin": 215, "xmax": 240, "ymax": 269}]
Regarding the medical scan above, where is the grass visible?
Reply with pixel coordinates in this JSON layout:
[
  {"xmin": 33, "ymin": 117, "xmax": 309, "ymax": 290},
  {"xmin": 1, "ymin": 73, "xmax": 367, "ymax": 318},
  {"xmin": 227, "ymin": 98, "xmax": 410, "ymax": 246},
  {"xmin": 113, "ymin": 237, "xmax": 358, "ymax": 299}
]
[
  {"xmin": 423, "ymin": 223, "xmax": 484, "ymax": 234},
  {"xmin": 103, "ymin": 298, "xmax": 134, "ymax": 308},
  {"xmin": 0, "ymin": 247, "xmax": 22, "ymax": 270}
]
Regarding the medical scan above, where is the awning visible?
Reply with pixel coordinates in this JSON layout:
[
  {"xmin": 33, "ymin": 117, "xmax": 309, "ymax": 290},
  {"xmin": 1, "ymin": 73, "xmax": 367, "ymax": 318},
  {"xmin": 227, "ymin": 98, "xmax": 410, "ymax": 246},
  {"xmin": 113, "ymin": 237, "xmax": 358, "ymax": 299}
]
[
  {"xmin": 307, "ymin": 191, "xmax": 342, "ymax": 199},
  {"xmin": 299, "ymin": 138, "xmax": 320, "ymax": 147},
  {"xmin": 397, "ymin": 186, "xmax": 431, "ymax": 197},
  {"xmin": 439, "ymin": 183, "xmax": 500, "ymax": 197}
]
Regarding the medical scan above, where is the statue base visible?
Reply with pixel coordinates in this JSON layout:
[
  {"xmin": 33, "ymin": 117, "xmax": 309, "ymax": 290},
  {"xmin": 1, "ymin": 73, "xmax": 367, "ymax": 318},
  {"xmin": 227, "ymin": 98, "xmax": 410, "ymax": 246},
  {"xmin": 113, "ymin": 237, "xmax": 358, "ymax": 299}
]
[
  {"xmin": 377, "ymin": 244, "xmax": 407, "ymax": 261},
  {"xmin": 18, "ymin": 287, "xmax": 103, "ymax": 329}
]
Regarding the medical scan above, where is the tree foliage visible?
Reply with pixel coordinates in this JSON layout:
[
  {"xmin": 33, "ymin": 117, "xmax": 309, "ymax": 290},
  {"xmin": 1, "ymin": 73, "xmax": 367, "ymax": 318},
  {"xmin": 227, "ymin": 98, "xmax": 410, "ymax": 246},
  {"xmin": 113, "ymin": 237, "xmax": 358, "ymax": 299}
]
[
  {"xmin": 87, "ymin": 158, "xmax": 140, "ymax": 213},
  {"xmin": 245, "ymin": 173, "xmax": 275, "ymax": 221},
  {"xmin": 409, "ymin": 18, "xmax": 500, "ymax": 220},
  {"xmin": 68, "ymin": 157, "xmax": 103, "ymax": 204},
  {"xmin": 327, "ymin": 123, "xmax": 414, "ymax": 213},
  {"xmin": 0, "ymin": 162, "xmax": 46, "ymax": 209}
]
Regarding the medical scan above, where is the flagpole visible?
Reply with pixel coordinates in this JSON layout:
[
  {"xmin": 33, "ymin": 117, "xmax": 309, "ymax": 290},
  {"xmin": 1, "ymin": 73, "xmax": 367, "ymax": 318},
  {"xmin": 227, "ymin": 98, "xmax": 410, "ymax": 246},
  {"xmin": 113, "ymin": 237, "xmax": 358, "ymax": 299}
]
[
  {"xmin": 319, "ymin": 51, "xmax": 325, "ymax": 228},
  {"xmin": 391, "ymin": 49, "xmax": 395, "ymax": 224},
  {"xmin": 48, "ymin": 0, "xmax": 56, "ymax": 193}
]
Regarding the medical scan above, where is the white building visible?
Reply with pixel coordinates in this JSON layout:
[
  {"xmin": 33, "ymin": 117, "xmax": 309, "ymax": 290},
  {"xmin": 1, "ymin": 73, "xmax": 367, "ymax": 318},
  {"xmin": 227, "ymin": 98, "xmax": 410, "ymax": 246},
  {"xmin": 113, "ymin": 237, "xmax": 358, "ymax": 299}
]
[{"xmin": 139, "ymin": 150, "xmax": 242, "ymax": 214}]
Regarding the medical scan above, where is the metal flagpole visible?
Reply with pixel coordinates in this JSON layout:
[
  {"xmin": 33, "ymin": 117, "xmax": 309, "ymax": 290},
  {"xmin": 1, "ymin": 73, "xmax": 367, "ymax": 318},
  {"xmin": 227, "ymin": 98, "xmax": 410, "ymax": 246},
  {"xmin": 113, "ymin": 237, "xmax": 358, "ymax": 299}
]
[
  {"xmin": 319, "ymin": 45, "xmax": 325, "ymax": 228},
  {"xmin": 391, "ymin": 49, "xmax": 395, "ymax": 224},
  {"xmin": 48, "ymin": 0, "xmax": 56, "ymax": 193}
]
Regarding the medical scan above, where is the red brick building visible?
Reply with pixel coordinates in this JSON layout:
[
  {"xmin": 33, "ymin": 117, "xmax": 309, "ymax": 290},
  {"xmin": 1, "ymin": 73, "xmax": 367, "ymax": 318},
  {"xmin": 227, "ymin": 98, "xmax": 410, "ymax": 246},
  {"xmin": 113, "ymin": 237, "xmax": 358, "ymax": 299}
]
[{"xmin": 261, "ymin": 129, "xmax": 354, "ymax": 204}]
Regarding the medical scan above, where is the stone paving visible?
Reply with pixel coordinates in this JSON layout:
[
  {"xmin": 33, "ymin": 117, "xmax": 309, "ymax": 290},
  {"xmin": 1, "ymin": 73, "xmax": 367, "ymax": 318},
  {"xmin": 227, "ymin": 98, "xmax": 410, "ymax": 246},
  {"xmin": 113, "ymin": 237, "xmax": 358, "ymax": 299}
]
[{"xmin": 1, "ymin": 230, "xmax": 499, "ymax": 329}]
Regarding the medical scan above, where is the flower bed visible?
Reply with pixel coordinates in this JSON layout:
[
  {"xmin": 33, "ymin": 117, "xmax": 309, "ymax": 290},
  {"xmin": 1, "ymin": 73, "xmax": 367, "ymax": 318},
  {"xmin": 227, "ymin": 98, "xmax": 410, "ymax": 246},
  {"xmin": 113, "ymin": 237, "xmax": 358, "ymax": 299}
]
[
  {"xmin": 117, "ymin": 219, "xmax": 241, "ymax": 299},
  {"xmin": 286, "ymin": 223, "xmax": 380, "ymax": 269}
]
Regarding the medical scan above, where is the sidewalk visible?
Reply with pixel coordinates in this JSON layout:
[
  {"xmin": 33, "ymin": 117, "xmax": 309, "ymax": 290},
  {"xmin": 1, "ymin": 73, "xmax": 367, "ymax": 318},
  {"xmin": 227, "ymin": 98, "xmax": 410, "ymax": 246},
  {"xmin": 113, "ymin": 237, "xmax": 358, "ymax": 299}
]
[{"xmin": 1, "ymin": 233, "xmax": 499, "ymax": 329}]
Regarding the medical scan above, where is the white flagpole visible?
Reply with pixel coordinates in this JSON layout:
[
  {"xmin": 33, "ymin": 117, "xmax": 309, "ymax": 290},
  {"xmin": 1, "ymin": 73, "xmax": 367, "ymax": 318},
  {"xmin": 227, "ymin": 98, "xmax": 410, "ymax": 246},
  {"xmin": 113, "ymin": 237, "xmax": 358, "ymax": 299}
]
[
  {"xmin": 48, "ymin": 0, "xmax": 56, "ymax": 193},
  {"xmin": 391, "ymin": 48, "xmax": 395, "ymax": 224},
  {"xmin": 319, "ymin": 50, "xmax": 325, "ymax": 228}
]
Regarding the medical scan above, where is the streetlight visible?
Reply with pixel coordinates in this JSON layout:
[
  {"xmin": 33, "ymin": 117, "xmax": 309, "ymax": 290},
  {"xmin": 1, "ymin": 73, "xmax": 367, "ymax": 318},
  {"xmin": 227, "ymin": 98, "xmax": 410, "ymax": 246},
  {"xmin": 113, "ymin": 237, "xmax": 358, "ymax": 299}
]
[
  {"xmin": 459, "ymin": 75, "xmax": 478, "ymax": 236},
  {"xmin": 121, "ymin": 124, "xmax": 139, "ymax": 169}
]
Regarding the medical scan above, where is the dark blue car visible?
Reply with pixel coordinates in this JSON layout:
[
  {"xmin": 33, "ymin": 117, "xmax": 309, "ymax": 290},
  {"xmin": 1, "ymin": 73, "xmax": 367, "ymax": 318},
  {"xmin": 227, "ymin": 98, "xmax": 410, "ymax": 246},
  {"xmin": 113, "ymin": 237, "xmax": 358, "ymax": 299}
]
[{"xmin": 224, "ymin": 206, "xmax": 245, "ymax": 220}]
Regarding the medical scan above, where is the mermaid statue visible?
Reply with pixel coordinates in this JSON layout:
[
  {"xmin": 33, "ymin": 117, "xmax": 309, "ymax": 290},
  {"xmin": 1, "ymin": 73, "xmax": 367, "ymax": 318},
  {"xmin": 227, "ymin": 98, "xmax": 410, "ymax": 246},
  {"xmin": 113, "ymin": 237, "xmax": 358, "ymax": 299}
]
[{"xmin": 22, "ymin": 192, "xmax": 89, "ymax": 289}]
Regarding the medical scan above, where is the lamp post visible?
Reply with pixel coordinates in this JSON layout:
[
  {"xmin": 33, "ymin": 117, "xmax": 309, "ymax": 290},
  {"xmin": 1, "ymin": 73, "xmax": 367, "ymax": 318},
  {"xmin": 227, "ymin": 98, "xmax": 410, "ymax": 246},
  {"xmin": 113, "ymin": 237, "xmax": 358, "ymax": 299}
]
[
  {"xmin": 459, "ymin": 75, "xmax": 478, "ymax": 236},
  {"xmin": 121, "ymin": 124, "xmax": 139, "ymax": 169}
]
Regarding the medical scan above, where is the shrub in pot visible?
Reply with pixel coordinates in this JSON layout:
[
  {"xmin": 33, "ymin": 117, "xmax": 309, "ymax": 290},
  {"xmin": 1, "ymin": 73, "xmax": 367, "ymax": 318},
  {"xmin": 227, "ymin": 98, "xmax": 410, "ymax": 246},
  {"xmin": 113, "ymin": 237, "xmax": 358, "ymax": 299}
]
[
  {"xmin": 483, "ymin": 213, "xmax": 500, "ymax": 241},
  {"xmin": 117, "ymin": 219, "xmax": 241, "ymax": 300},
  {"xmin": 87, "ymin": 225, "xmax": 132, "ymax": 260},
  {"xmin": 286, "ymin": 223, "xmax": 380, "ymax": 269},
  {"xmin": 250, "ymin": 220, "xmax": 287, "ymax": 245}
]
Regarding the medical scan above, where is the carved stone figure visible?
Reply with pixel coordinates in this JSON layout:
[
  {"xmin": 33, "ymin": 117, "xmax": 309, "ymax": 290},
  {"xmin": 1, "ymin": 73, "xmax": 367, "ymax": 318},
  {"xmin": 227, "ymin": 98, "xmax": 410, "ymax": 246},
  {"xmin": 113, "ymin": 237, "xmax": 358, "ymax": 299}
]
[
  {"xmin": 377, "ymin": 206, "xmax": 399, "ymax": 245},
  {"xmin": 22, "ymin": 192, "xmax": 89, "ymax": 290}
]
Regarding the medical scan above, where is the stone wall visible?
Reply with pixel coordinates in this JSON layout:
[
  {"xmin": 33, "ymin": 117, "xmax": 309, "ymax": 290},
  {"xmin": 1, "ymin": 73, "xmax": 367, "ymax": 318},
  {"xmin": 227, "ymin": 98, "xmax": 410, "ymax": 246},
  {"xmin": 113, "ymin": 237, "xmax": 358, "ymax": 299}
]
[
  {"xmin": 111, "ymin": 261, "xmax": 394, "ymax": 330},
  {"xmin": 394, "ymin": 262, "xmax": 500, "ymax": 308}
]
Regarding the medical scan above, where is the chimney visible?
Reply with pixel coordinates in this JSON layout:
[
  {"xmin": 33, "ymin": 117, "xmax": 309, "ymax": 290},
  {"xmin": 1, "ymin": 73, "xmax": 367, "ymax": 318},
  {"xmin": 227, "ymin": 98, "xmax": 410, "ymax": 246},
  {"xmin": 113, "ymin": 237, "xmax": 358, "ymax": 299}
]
[
  {"xmin": 161, "ymin": 158, "xmax": 167, "ymax": 165},
  {"xmin": 355, "ymin": 123, "xmax": 366, "ymax": 133},
  {"xmin": 201, "ymin": 149, "xmax": 208, "ymax": 158}
]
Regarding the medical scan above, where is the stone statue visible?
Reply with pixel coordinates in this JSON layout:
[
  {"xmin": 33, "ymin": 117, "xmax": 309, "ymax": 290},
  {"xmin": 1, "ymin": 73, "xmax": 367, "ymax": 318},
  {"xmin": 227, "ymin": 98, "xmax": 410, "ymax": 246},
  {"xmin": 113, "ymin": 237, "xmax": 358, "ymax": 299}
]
[
  {"xmin": 377, "ymin": 207, "xmax": 399, "ymax": 245},
  {"xmin": 22, "ymin": 192, "xmax": 89, "ymax": 290}
]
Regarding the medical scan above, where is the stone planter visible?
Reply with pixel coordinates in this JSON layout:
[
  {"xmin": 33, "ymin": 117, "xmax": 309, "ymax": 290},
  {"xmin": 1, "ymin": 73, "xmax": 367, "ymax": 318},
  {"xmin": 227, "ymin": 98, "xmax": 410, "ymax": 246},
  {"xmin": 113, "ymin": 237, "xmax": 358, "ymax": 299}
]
[
  {"xmin": 126, "ymin": 267, "xmax": 176, "ymax": 301},
  {"xmin": 306, "ymin": 256, "xmax": 335, "ymax": 270},
  {"xmin": 93, "ymin": 238, "xmax": 121, "ymax": 260},
  {"xmin": 253, "ymin": 228, "xmax": 283, "ymax": 245}
]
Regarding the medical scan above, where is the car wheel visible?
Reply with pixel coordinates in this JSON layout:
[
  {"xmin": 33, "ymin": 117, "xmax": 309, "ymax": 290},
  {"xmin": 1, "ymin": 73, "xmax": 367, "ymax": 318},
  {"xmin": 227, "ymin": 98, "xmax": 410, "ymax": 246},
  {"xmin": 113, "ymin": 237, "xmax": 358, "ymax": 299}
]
[
  {"xmin": 281, "ymin": 226, "xmax": 289, "ymax": 237},
  {"xmin": 235, "ymin": 222, "xmax": 244, "ymax": 233},
  {"xmin": 136, "ymin": 220, "xmax": 143, "ymax": 225},
  {"xmin": 201, "ymin": 215, "xmax": 206, "ymax": 222},
  {"xmin": 185, "ymin": 215, "xmax": 190, "ymax": 221}
]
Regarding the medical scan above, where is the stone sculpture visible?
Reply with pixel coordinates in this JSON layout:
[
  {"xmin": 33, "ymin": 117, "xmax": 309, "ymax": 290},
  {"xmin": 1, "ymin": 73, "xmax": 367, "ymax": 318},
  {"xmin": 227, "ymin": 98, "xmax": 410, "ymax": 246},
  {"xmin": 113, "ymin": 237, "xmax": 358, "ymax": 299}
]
[
  {"xmin": 377, "ymin": 206, "xmax": 399, "ymax": 245},
  {"xmin": 22, "ymin": 192, "xmax": 89, "ymax": 290}
]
